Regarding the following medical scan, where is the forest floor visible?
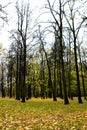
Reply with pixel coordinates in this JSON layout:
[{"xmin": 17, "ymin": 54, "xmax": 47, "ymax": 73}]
[{"xmin": 0, "ymin": 97, "xmax": 87, "ymax": 130}]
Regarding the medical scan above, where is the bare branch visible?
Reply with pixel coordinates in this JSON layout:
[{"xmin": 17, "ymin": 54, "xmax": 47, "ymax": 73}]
[{"xmin": 46, "ymin": 0, "xmax": 60, "ymax": 28}]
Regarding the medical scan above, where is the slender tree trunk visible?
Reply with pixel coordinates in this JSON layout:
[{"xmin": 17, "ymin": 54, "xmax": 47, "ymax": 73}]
[
  {"xmin": 73, "ymin": 36, "xmax": 82, "ymax": 103},
  {"xmin": 9, "ymin": 73, "xmax": 12, "ymax": 98},
  {"xmin": 48, "ymin": 68, "xmax": 52, "ymax": 99},
  {"xmin": 21, "ymin": 43, "xmax": 26, "ymax": 102},
  {"xmin": 16, "ymin": 49, "xmax": 20, "ymax": 100},
  {"xmin": 61, "ymin": 56, "xmax": 69, "ymax": 104},
  {"xmin": 38, "ymin": 25, "xmax": 57, "ymax": 101},
  {"xmin": 1, "ymin": 63, "xmax": 5, "ymax": 98},
  {"xmin": 68, "ymin": 67, "xmax": 73, "ymax": 100},
  {"xmin": 78, "ymin": 47, "xmax": 86, "ymax": 100},
  {"xmin": 82, "ymin": 74, "xmax": 86, "ymax": 100},
  {"xmin": 28, "ymin": 84, "xmax": 31, "ymax": 99},
  {"xmin": 53, "ymin": 41, "xmax": 57, "ymax": 100},
  {"xmin": 59, "ymin": 70, "xmax": 63, "ymax": 99},
  {"xmin": 67, "ymin": 37, "xmax": 73, "ymax": 100},
  {"xmin": 40, "ymin": 53, "xmax": 45, "ymax": 99},
  {"xmin": 59, "ymin": 0, "xmax": 69, "ymax": 104},
  {"xmin": 33, "ymin": 85, "xmax": 36, "ymax": 97},
  {"xmin": 7, "ymin": 76, "xmax": 10, "ymax": 97},
  {"xmin": 19, "ymin": 44, "xmax": 22, "ymax": 99}
]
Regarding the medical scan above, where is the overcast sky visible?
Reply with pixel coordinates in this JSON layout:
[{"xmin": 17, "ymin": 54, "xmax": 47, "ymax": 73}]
[
  {"xmin": 0, "ymin": 0, "xmax": 86, "ymax": 50},
  {"xmin": 0, "ymin": 0, "xmax": 47, "ymax": 49}
]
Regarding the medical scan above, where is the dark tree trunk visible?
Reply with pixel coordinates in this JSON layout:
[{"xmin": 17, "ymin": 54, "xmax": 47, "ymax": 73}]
[
  {"xmin": 78, "ymin": 47, "xmax": 86, "ymax": 100},
  {"xmin": 67, "ymin": 37, "xmax": 73, "ymax": 100},
  {"xmin": 52, "ymin": 81, "xmax": 57, "ymax": 101},
  {"xmin": 53, "ymin": 40, "xmax": 57, "ymax": 101},
  {"xmin": 59, "ymin": 0, "xmax": 69, "ymax": 104},
  {"xmin": 16, "ymin": 49, "xmax": 20, "ymax": 100},
  {"xmin": 47, "ymin": 64, "xmax": 52, "ymax": 98},
  {"xmin": 41, "ymin": 84, "xmax": 45, "ymax": 99},
  {"xmin": 33, "ymin": 85, "xmax": 36, "ymax": 98},
  {"xmin": 1, "ymin": 78, "xmax": 5, "ymax": 98},
  {"xmin": 68, "ymin": 70, "xmax": 73, "ymax": 100},
  {"xmin": 38, "ymin": 25, "xmax": 57, "ymax": 101},
  {"xmin": 9, "ymin": 74, "xmax": 12, "ymax": 98},
  {"xmin": 2, "ymin": 84, "xmax": 5, "ymax": 98},
  {"xmin": 28, "ymin": 84, "xmax": 31, "ymax": 99},
  {"xmin": 21, "ymin": 43, "xmax": 26, "ymax": 102},
  {"xmin": 16, "ymin": 1, "xmax": 30, "ymax": 102},
  {"xmin": 61, "ymin": 59, "xmax": 69, "ymax": 104},
  {"xmin": 21, "ymin": 53, "xmax": 25, "ymax": 102},
  {"xmin": 82, "ymin": 74, "xmax": 86, "ymax": 100},
  {"xmin": 48, "ymin": 79, "xmax": 52, "ymax": 98},
  {"xmin": 59, "ymin": 72, "xmax": 63, "ymax": 99},
  {"xmin": 48, "ymin": 66, "xmax": 56, "ymax": 100},
  {"xmin": 21, "ymin": 36, "xmax": 26, "ymax": 103},
  {"xmin": 19, "ymin": 44, "xmax": 22, "ymax": 99},
  {"xmin": 73, "ymin": 37, "xmax": 82, "ymax": 103},
  {"xmin": 7, "ymin": 76, "xmax": 10, "ymax": 97},
  {"xmin": 40, "ymin": 52, "xmax": 45, "ymax": 99},
  {"xmin": 1, "ymin": 63, "xmax": 5, "ymax": 98}
]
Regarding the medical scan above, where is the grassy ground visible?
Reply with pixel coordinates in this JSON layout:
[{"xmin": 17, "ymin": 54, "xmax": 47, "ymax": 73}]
[{"xmin": 0, "ymin": 97, "xmax": 87, "ymax": 130}]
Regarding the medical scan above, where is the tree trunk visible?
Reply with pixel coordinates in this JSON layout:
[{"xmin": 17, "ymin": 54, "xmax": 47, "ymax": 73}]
[
  {"xmin": 40, "ymin": 52, "xmax": 45, "ymax": 99},
  {"xmin": 78, "ymin": 47, "xmax": 86, "ymax": 100},
  {"xmin": 1, "ymin": 64, "xmax": 5, "ymax": 98},
  {"xmin": 21, "ymin": 38, "xmax": 26, "ymax": 103},
  {"xmin": 68, "ymin": 33, "xmax": 73, "ymax": 100},
  {"xmin": 9, "ymin": 74, "xmax": 12, "ymax": 98},
  {"xmin": 59, "ymin": 71, "xmax": 63, "ymax": 99},
  {"xmin": 38, "ymin": 25, "xmax": 57, "ymax": 101},
  {"xmin": 28, "ymin": 84, "xmax": 31, "ymax": 99},
  {"xmin": 59, "ymin": 0, "xmax": 69, "ymax": 104},
  {"xmin": 48, "ymin": 65, "xmax": 56, "ymax": 100},
  {"xmin": 52, "ymin": 81, "xmax": 57, "ymax": 101},
  {"xmin": 16, "ymin": 49, "xmax": 20, "ymax": 100},
  {"xmin": 19, "ymin": 44, "xmax": 22, "ymax": 99},
  {"xmin": 73, "ymin": 36, "xmax": 82, "ymax": 103}
]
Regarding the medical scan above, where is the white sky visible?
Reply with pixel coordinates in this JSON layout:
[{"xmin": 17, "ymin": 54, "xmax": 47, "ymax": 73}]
[
  {"xmin": 0, "ymin": 0, "xmax": 86, "ymax": 50},
  {"xmin": 0, "ymin": 0, "xmax": 47, "ymax": 49}
]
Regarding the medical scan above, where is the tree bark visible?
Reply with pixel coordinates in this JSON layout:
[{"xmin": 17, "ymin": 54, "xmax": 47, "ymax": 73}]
[
  {"xmin": 59, "ymin": 0, "xmax": 69, "ymax": 104},
  {"xmin": 78, "ymin": 46, "xmax": 86, "ymax": 100},
  {"xmin": 73, "ymin": 36, "xmax": 82, "ymax": 103}
]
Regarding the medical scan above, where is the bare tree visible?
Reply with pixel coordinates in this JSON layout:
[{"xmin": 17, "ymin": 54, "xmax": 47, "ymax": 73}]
[
  {"xmin": 7, "ymin": 50, "xmax": 15, "ymax": 98},
  {"xmin": 46, "ymin": 0, "xmax": 69, "ymax": 104},
  {"xmin": 15, "ymin": 0, "xmax": 32, "ymax": 102},
  {"xmin": 78, "ymin": 42, "xmax": 86, "ymax": 100},
  {"xmin": 0, "ymin": 3, "xmax": 8, "ymax": 22},
  {"xmin": 38, "ymin": 25, "xmax": 57, "ymax": 101},
  {"xmin": 63, "ymin": 0, "xmax": 86, "ymax": 103},
  {"xmin": 1, "ymin": 62, "xmax": 5, "ymax": 98}
]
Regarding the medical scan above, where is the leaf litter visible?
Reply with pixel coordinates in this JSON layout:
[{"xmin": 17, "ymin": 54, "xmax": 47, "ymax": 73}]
[{"xmin": 0, "ymin": 98, "xmax": 87, "ymax": 130}]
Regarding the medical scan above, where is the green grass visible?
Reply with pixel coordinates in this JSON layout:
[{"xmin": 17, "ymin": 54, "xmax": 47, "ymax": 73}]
[{"xmin": 0, "ymin": 97, "xmax": 87, "ymax": 130}]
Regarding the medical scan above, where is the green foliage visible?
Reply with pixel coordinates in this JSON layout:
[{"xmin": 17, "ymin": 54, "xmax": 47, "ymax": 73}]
[{"xmin": 0, "ymin": 98, "xmax": 87, "ymax": 130}]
